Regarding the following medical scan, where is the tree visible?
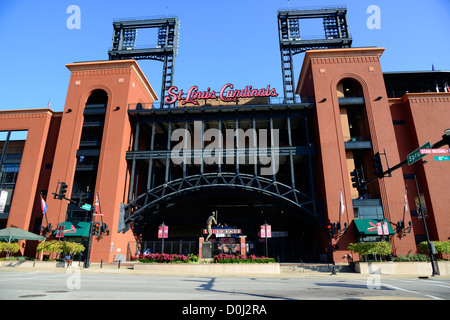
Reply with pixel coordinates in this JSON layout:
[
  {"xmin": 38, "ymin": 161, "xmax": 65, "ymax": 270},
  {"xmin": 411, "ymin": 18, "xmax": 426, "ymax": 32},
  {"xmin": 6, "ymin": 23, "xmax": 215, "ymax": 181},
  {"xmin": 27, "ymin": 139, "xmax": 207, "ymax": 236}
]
[
  {"xmin": 418, "ymin": 241, "xmax": 450, "ymax": 260},
  {"xmin": 348, "ymin": 241, "xmax": 392, "ymax": 262},
  {"xmin": 0, "ymin": 242, "xmax": 20, "ymax": 257},
  {"xmin": 36, "ymin": 240, "xmax": 85, "ymax": 259}
]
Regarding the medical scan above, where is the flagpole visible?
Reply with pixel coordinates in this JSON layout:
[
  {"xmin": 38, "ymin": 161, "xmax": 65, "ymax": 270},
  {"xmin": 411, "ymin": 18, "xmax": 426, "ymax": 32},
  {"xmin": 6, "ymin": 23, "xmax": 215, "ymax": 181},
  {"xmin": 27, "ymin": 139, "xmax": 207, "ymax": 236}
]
[
  {"xmin": 97, "ymin": 191, "xmax": 103, "ymax": 224},
  {"xmin": 338, "ymin": 189, "xmax": 342, "ymax": 226},
  {"xmin": 402, "ymin": 186, "xmax": 407, "ymax": 223}
]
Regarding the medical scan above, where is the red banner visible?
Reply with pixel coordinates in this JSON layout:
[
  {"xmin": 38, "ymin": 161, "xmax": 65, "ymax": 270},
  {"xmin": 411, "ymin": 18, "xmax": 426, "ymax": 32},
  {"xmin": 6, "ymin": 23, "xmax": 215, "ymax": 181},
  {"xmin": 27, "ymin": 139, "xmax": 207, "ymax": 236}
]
[
  {"xmin": 158, "ymin": 225, "xmax": 168, "ymax": 239},
  {"xmin": 260, "ymin": 224, "xmax": 272, "ymax": 238}
]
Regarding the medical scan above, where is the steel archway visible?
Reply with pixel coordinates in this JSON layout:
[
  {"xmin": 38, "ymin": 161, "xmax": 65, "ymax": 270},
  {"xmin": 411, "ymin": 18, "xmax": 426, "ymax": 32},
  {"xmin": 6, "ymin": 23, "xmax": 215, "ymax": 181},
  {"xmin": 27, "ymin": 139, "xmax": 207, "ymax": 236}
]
[{"xmin": 119, "ymin": 172, "xmax": 317, "ymax": 232}]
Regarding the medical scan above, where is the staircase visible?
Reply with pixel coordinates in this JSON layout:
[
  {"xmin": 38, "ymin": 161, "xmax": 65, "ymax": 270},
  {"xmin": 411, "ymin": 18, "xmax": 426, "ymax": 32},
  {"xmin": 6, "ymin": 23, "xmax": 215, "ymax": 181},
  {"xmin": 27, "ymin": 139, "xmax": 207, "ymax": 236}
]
[{"xmin": 281, "ymin": 263, "xmax": 355, "ymax": 274}]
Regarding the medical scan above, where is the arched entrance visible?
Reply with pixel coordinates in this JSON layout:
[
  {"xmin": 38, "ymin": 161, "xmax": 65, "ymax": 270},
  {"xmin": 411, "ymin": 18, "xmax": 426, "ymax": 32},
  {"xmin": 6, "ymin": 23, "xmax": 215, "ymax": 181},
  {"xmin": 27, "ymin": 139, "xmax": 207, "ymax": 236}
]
[{"xmin": 122, "ymin": 173, "xmax": 321, "ymax": 262}]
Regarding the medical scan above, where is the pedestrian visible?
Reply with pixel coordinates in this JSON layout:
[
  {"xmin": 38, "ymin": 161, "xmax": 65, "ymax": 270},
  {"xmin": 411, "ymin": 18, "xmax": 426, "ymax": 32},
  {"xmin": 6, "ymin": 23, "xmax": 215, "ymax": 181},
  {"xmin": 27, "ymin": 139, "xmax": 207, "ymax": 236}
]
[{"xmin": 65, "ymin": 253, "xmax": 72, "ymax": 267}]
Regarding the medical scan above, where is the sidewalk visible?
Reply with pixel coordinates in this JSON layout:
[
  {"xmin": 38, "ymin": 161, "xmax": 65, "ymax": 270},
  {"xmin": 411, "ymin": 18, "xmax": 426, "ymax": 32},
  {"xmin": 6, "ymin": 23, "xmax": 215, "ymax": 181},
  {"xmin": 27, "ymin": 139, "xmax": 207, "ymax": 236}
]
[{"xmin": 1, "ymin": 261, "xmax": 449, "ymax": 280}]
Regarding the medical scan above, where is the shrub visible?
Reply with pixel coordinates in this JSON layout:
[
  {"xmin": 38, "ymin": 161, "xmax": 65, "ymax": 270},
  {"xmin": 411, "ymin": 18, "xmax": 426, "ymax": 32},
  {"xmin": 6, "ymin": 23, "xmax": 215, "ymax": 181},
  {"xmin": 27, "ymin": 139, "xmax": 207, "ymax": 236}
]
[
  {"xmin": 213, "ymin": 253, "xmax": 275, "ymax": 264},
  {"xmin": 393, "ymin": 254, "xmax": 430, "ymax": 262},
  {"xmin": 139, "ymin": 253, "xmax": 197, "ymax": 263}
]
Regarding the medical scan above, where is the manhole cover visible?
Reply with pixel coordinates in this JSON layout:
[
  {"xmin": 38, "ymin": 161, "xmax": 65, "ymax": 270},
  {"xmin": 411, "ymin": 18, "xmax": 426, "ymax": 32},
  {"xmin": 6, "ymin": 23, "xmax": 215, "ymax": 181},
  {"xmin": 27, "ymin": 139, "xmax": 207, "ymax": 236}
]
[
  {"xmin": 45, "ymin": 291, "xmax": 69, "ymax": 293},
  {"xmin": 19, "ymin": 294, "xmax": 47, "ymax": 298}
]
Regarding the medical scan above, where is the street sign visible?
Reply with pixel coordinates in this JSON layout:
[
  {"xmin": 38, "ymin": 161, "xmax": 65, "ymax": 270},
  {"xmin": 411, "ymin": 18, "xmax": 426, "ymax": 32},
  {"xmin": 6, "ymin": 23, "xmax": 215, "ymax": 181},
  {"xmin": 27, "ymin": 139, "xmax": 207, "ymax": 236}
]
[
  {"xmin": 434, "ymin": 156, "xmax": 450, "ymax": 161},
  {"xmin": 407, "ymin": 141, "xmax": 431, "ymax": 165},
  {"xmin": 420, "ymin": 148, "xmax": 450, "ymax": 155},
  {"xmin": 81, "ymin": 203, "xmax": 92, "ymax": 211}
]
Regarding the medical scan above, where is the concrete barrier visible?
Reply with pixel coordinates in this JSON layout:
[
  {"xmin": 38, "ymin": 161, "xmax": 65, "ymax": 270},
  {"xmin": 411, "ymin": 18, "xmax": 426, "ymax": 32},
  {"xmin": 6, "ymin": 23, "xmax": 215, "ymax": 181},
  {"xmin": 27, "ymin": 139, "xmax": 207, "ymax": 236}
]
[
  {"xmin": 354, "ymin": 261, "xmax": 450, "ymax": 276},
  {"xmin": 134, "ymin": 263, "xmax": 280, "ymax": 275}
]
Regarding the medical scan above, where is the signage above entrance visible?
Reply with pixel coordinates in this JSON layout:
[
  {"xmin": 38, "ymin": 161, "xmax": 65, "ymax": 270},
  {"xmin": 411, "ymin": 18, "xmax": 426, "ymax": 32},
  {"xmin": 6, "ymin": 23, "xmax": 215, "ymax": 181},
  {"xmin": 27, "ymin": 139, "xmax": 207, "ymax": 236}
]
[{"xmin": 164, "ymin": 83, "xmax": 279, "ymax": 106}]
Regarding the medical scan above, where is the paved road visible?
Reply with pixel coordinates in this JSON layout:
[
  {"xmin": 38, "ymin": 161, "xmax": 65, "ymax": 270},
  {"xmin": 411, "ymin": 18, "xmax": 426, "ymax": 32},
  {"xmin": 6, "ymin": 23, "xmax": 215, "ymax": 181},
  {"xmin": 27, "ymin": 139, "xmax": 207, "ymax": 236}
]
[{"xmin": 0, "ymin": 268, "xmax": 449, "ymax": 302}]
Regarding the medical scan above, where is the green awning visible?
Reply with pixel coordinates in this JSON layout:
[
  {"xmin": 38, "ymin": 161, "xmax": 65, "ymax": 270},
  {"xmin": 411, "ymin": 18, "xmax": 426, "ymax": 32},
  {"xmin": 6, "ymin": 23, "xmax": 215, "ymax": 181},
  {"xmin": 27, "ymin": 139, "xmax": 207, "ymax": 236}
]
[
  {"xmin": 353, "ymin": 219, "xmax": 395, "ymax": 235},
  {"xmin": 0, "ymin": 227, "xmax": 45, "ymax": 242},
  {"xmin": 54, "ymin": 222, "xmax": 91, "ymax": 237}
]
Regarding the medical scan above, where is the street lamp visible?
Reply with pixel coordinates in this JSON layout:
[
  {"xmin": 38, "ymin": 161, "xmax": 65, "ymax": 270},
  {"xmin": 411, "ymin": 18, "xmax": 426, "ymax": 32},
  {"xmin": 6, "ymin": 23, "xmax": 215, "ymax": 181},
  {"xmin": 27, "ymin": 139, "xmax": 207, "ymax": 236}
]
[{"xmin": 413, "ymin": 160, "xmax": 438, "ymax": 276}]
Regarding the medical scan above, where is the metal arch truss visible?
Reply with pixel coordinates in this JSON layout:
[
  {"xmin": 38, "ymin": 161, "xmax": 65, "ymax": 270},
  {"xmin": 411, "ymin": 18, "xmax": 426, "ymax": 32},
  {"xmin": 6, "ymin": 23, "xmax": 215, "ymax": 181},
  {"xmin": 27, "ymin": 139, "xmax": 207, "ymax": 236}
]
[{"xmin": 122, "ymin": 172, "xmax": 316, "ymax": 227}]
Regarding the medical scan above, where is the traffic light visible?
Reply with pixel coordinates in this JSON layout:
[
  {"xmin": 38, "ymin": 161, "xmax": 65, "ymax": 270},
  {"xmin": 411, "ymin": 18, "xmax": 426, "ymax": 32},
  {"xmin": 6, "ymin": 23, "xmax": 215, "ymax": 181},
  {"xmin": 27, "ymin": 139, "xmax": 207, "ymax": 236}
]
[
  {"xmin": 350, "ymin": 170, "xmax": 360, "ymax": 189},
  {"xmin": 58, "ymin": 182, "xmax": 68, "ymax": 199},
  {"xmin": 371, "ymin": 152, "xmax": 384, "ymax": 178},
  {"xmin": 326, "ymin": 223, "xmax": 334, "ymax": 239},
  {"xmin": 78, "ymin": 197, "xmax": 85, "ymax": 208},
  {"xmin": 92, "ymin": 222, "xmax": 101, "ymax": 236},
  {"xmin": 350, "ymin": 169, "xmax": 366, "ymax": 191},
  {"xmin": 77, "ymin": 192, "xmax": 86, "ymax": 208},
  {"xmin": 101, "ymin": 223, "xmax": 109, "ymax": 235}
]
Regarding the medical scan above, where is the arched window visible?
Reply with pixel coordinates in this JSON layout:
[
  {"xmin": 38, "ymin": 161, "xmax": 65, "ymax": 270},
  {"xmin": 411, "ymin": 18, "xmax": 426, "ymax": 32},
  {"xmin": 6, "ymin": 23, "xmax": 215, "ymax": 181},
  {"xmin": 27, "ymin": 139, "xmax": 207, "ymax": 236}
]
[
  {"xmin": 337, "ymin": 78, "xmax": 363, "ymax": 98},
  {"xmin": 86, "ymin": 89, "xmax": 108, "ymax": 107}
]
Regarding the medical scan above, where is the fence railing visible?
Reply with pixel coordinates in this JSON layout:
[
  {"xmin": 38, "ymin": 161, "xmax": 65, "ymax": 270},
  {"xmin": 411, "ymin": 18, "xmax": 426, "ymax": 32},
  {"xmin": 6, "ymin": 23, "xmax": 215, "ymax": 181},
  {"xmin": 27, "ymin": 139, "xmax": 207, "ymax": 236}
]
[
  {"xmin": 128, "ymin": 96, "xmax": 315, "ymax": 111},
  {"xmin": 127, "ymin": 240, "xmax": 259, "ymax": 261}
]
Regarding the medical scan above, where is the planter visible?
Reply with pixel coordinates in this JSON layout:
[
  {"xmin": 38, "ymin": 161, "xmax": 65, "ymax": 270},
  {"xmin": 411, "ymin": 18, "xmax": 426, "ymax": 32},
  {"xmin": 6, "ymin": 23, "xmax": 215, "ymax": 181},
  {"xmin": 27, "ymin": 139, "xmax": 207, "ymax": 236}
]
[
  {"xmin": 354, "ymin": 261, "xmax": 450, "ymax": 276},
  {"xmin": 134, "ymin": 263, "xmax": 280, "ymax": 275}
]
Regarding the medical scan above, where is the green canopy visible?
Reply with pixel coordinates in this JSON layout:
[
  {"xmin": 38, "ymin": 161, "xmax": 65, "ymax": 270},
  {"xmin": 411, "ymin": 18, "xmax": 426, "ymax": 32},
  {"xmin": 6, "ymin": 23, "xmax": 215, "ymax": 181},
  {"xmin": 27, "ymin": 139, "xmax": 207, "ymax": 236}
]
[
  {"xmin": 353, "ymin": 219, "xmax": 395, "ymax": 236},
  {"xmin": 0, "ymin": 227, "xmax": 45, "ymax": 243}
]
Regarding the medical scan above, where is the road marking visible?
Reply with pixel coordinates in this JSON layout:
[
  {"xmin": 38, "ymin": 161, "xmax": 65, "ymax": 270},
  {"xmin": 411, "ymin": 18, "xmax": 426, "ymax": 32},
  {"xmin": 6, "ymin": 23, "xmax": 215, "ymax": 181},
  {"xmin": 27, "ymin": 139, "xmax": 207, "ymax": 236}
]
[
  {"xmin": 353, "ymin": 279, "xmax": 444, "ymax": 300},
  {"xmin": 0, "ymin": 273, "xmax": 68, "ymax": 282},
  {"xmin": 401, "ymin": 279, "xmax": 450, "ymax": 289}
]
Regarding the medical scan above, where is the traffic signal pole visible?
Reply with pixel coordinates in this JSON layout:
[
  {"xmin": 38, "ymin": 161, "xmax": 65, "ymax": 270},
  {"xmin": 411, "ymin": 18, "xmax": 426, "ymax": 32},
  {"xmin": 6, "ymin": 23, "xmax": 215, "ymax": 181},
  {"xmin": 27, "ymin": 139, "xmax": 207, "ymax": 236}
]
[
  {"xmin": 84, "ymin": 207, "xmax": 95, "ymax": 268},
  {"xmin": 360, "ymin": 130, "xmax": 449, "ymax": 276},
  {"xmin": 362, "ymin": 130, "xmax": 450, "ymax": 188}
]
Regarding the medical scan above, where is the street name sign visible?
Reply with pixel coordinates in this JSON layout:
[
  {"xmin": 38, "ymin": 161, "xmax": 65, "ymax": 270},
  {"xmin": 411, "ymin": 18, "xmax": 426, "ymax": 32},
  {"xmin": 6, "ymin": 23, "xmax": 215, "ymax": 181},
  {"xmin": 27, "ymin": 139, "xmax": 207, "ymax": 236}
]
[
  {"xmin": 407, "ymin": 141, "xmax": 431, "ymax": 165},
  {"xmin": 434, "ymin": 156, "xmax": 450, "ymax": 161},
  {"xmin": 81, "ymin": 204, "xmax": 92, "ymax": 211},
  {"xmin": 420, "ymin": 148, "xmax": 450, "ymax": 155}
]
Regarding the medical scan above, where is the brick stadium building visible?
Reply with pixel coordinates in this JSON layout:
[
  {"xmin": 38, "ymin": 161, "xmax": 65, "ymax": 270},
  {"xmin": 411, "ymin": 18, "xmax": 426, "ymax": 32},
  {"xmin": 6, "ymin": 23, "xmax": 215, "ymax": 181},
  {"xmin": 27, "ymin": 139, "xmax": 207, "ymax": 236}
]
[{"xmin": 1, "ymin": 9, "xmax": 449, "ymax": 264}]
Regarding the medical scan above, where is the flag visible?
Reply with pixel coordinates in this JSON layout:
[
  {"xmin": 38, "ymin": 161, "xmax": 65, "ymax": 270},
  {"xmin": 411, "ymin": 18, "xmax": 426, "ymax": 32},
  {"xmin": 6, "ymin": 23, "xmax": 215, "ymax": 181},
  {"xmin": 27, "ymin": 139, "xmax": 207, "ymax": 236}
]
[
  {"xmin": 47, "ymin": 99, "xmax": 51, "ymax": 107},
  {"xmin": 94, "ymin": 192, "xmax": 103, "ymax": 216},
  {"xmin": 404, "ymin": 187, "xmax": 408, "ymax": 211},
  {"xmin": 40, "ymin": 194, "xmax": 47, "ymax": 215},
  {"xmin": 340, "ymin": 189, "xmax": 345, "ymax": 215}
]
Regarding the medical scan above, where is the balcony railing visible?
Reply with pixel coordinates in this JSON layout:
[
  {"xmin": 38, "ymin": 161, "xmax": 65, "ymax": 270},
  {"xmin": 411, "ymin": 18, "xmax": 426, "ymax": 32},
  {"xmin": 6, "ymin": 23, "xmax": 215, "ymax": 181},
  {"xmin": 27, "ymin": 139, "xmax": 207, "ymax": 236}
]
[{"xmin": 128, "ymin": 96, "xmax": 315, "ymax": 111}]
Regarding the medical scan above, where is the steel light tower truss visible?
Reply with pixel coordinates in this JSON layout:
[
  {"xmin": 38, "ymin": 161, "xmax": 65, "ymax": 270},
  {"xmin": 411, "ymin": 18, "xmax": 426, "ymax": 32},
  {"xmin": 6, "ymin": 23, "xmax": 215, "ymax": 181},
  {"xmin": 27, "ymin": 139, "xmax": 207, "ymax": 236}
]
[
  {"xmin": 108, "ymin": 17, "xmax": 180, "ymax": 108},
  {"xmin": 277, "ymin": 7, "xmax": 352, "ymax": 103}
]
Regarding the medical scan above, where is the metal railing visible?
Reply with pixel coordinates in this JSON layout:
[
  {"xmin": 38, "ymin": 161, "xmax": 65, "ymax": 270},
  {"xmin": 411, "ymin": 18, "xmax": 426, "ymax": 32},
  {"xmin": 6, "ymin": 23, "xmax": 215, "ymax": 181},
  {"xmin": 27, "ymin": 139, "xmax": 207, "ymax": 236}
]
[
  {"xmin": 129, "ymin": 96, "xmax": 315, "ymax": 110},
  {"xmin": 127, "ymin": 240, "xmax": 197, "ymax": 261}
]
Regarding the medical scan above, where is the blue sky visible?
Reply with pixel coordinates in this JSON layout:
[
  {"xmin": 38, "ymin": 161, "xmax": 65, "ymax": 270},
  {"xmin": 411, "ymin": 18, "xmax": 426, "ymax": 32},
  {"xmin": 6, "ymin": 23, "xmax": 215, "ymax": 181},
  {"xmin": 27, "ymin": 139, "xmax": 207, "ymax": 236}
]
[{"xmin": 0, "ymin": 0, "xmax": 449, "ymax": 112}]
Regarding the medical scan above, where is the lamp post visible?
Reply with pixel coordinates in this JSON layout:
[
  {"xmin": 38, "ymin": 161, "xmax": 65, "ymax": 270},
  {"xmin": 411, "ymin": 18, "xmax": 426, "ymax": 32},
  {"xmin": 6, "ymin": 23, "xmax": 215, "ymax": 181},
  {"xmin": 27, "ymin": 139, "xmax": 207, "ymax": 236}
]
[{"xmin": 413, "ymin": 160, "xmax": 438, "ymax": 276}]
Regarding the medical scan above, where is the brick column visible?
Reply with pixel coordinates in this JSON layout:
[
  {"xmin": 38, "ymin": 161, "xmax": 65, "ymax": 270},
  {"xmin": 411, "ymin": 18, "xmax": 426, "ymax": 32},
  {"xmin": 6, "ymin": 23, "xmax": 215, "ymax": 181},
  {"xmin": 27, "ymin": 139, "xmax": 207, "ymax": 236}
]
[
  {"xmin": 239, "ymin": 236, "xmax": 246, "ymax": 256},
  {"xmin": 198, "ymin": 237, "xmax": 204, "ymax": 258}
]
